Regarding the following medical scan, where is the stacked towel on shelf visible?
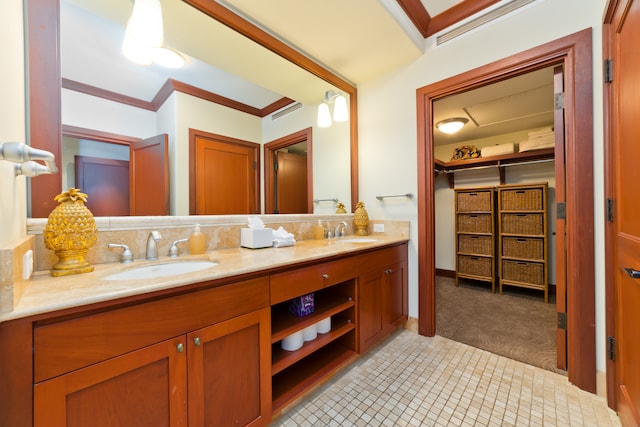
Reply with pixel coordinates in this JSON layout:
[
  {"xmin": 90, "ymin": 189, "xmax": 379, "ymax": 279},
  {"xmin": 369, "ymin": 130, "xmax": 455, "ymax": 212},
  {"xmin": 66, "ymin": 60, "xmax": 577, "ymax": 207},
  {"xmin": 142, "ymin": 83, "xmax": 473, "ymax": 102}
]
[
  {"xmin": 519, "ymin": 127, "xmax": 555, "ymax": 152},
  {"xmin": 273, "ymin": 226, "xmax": 296, "ymax": 247},
  {"xmin": 480, "ymin": 142, "xmax": 515, "ymax": 158}
]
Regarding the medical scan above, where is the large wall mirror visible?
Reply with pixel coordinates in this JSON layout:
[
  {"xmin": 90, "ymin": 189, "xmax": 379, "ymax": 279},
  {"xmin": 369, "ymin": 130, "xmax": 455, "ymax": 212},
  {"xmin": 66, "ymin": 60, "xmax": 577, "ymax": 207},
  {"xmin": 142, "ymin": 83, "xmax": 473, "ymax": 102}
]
[{"xmin": 26, "ymin": 0, "xmax": 358, "ymax": 218}]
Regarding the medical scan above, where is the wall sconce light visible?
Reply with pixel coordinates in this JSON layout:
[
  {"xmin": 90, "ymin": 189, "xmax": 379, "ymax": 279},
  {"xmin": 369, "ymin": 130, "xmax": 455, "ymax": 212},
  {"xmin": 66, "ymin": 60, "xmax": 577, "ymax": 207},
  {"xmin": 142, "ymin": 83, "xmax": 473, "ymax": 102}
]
[
  {"xmin": 122, "ymin": 0, "xmax": 185, "ymax": 68},
  {"xmin": 436, "ymin": 117, "xmax": 468, "ymax": 134},
  {"xmin": 317, "ymin": 90, "xmax": 349, "ymax": 128}
]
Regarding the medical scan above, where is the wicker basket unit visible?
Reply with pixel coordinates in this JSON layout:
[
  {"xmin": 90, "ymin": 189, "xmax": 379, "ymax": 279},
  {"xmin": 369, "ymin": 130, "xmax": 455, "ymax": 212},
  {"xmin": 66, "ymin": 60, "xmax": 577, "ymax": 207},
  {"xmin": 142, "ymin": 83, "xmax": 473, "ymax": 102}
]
[
  {"xmin": 457, "ymin": 191, "xmax": 492, "ymax": 212},
  {"xmin": 458, "ymin": 234, "xmax": 492, "ymax": 256},
  {"xmin": 458, "ymin": 255, "xmax": 493, "ymax": 279},
  {"xmin": 501, "ymin": 236, "xmax": 544, "ymax": 260},
  {"xmin": 500, "ymin": 188, "xmax": 544, "ymax": 210},
  {"xmin": 457, "ymin": 213, "xmax": 493, "ymax": 233},
  {"xmin": 501, "ymin": 213, "xmax": 544, "ymax": 235},
  {"xmin": 501, "ymin": 260, "xmax": 544, "ymax": 287}
]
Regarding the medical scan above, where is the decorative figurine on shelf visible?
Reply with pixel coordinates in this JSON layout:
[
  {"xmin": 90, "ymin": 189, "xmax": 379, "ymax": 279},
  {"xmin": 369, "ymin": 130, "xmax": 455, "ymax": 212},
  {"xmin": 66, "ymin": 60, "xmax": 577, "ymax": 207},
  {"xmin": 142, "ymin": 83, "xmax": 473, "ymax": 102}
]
[
  {"xmin": 353, "ymin": 201, "xmax": 369, "ymax": 236},
  {"xmin": 335, "ymin": 202, "xmax": 347, "ymax": 214},
  {"xmin": 44, "ymin": 188, "xmax": 98, "ymax": 277}
]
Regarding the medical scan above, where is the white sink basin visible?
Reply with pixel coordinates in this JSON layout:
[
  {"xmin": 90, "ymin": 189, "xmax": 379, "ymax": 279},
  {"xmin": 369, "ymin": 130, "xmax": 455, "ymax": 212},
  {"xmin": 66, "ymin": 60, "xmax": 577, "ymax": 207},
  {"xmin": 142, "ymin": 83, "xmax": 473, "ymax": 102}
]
[
  {"xmin": 103, "ymin": 260, "xmax": 218, "ymax": 281},
  {"xmin": 337, "ymin": 238, "xmax": 379, "ymax": 244}
]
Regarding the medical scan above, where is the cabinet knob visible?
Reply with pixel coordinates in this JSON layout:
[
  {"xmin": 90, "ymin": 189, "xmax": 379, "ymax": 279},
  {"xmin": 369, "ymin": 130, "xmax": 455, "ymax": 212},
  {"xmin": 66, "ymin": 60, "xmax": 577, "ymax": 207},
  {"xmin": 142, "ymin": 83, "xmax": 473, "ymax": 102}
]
[
  {"xmin": 384, "ymin": 268, "xmax": 393, "ymax": 275},
  {"xmin": 194, "ymin": 337, "xmax": 201, "ymax": 346},
  {"xmin": 322, "ymin": 273, "xmax": 329, "ymax": 279},
  {"xmin": 176, "ymin": 343, "xmax": 184, "ymax": 353}
]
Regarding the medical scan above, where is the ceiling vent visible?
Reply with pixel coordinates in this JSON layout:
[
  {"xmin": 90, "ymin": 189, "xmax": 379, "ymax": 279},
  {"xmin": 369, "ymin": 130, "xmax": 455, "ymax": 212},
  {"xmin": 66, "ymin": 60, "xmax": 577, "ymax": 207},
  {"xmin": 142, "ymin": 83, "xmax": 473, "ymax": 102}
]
[
  {"xmin": 436, "ymin": 0, "xmax": 536, "ymax": 45},
  {"xmin": 271, "ymin": 102, "xmax": 303, "ymax": 120}
]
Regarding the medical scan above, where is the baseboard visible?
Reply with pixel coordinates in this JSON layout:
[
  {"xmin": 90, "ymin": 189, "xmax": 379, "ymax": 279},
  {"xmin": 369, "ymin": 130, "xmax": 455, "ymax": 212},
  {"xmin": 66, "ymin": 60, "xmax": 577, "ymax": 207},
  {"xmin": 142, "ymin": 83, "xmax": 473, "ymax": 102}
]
[{"xmin": 436, "ymin": 268, "xmax": 455, "ymax": 278}]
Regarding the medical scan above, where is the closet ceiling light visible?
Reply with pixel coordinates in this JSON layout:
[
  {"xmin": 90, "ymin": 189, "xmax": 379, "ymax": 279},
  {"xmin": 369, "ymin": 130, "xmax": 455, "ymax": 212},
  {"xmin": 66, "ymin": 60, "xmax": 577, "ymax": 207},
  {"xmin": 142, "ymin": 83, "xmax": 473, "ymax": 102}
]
[{"xmin": 436, "ymin": 117, "xmax": 468, "ymax": 134}]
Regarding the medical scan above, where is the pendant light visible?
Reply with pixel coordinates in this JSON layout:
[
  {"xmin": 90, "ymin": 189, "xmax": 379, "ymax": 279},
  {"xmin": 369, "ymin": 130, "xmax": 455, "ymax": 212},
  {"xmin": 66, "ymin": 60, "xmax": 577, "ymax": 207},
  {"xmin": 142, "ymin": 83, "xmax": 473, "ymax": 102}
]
[
  {"xmin": 317, "ymin": 91, "xmax": 349, "ymax": 128},
  {"xmin": 128, "ymin": 0, "xmax": 163, "ymax": 48}
]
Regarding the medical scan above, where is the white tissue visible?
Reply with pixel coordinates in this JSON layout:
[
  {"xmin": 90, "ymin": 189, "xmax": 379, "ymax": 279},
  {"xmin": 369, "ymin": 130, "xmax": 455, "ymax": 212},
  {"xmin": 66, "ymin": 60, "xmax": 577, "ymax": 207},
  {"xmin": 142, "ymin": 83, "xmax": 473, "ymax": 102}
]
[
  {"xmin": 272, "ymin": 226, "xmax": 296, "ymax": 248},
  {"xmin": 247, "ymin": 216, "xmax": 265, "ymax": 229}
]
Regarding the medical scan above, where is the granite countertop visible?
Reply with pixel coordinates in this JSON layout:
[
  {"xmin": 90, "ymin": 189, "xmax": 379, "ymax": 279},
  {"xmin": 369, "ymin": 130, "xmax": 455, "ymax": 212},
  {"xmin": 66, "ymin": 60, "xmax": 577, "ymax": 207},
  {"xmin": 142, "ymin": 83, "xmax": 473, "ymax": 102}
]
[{"xmin": 2, "ymin": 235, "xmax": 408, "ymax": 323}]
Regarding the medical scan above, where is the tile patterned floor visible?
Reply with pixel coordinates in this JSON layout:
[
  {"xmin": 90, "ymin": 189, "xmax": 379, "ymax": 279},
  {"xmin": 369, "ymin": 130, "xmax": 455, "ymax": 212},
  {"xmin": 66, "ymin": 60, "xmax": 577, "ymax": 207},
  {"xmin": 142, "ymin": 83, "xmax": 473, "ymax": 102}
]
[{"xmin": 273, "ymin": 331, "xmax": 620, "ymax": 427}]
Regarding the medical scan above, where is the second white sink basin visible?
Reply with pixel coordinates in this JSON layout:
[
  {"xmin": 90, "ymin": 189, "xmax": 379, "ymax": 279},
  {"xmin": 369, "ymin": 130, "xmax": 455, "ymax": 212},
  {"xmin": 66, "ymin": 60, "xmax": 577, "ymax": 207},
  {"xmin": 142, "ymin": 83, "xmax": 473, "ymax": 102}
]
[
  {"xmin": 338, "ymin": 238, "xmax": 379, "ymax": 244},
  {"xmin": 103, "ymin": 260, "xmax": 218, "ymax": 281}
]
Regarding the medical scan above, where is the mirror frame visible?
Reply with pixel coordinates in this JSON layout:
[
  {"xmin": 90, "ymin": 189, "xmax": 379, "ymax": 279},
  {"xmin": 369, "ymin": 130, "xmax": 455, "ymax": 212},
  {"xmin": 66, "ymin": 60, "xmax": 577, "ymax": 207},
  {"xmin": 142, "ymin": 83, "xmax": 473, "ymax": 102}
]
[{"xmin": 26, "ymin": 0, "xmax": 359, "ymax": 217}]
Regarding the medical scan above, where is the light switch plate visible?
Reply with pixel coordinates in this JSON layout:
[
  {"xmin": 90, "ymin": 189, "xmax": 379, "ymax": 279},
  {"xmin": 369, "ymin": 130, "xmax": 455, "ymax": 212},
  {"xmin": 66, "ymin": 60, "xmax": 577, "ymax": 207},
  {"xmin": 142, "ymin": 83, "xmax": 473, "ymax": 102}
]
[
  {"xmin": 23, "ymin": 250, "xmax": 33, "ymax": 280},
  {"xmin": 373, "ymin": 223, "xmax": 384, "ymax": 233}
]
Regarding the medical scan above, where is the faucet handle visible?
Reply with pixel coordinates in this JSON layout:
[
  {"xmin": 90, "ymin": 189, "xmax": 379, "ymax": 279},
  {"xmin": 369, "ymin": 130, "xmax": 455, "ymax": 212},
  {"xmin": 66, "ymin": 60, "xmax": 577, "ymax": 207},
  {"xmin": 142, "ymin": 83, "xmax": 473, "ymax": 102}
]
[
  {"xmin": 107, "ymin": 243, "xmax": 134, "ymax": 263},
  {"xmin": 169, "ymin": 238, "xmax": 189, "ymax": 257}
]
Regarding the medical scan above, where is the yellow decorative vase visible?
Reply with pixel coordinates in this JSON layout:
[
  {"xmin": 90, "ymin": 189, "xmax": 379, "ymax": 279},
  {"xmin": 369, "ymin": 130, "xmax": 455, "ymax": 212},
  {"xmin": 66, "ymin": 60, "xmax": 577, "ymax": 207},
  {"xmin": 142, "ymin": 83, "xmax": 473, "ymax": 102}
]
[
  {"xmin": 353, "ymin": 201, "xmax": 369, "ymax": 236},
  {"xmin": 335, "ymin": 202, "xmax": 347, "ymax": 214},
  {"xmin": 44, "ymin": 188, "xmax": 98, "ymax": 276}
]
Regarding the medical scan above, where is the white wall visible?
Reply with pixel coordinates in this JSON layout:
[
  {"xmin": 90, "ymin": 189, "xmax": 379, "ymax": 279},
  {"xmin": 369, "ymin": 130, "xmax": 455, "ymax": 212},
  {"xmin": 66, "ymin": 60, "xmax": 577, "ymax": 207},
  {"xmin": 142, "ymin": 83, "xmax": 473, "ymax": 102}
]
[
  {"xmin": 358, "ymin": 0, "xmax": 608, "ymax": 373},
  {"xmin": 0, "ymin": 0, "xmax": 26, "ymax": 246}
]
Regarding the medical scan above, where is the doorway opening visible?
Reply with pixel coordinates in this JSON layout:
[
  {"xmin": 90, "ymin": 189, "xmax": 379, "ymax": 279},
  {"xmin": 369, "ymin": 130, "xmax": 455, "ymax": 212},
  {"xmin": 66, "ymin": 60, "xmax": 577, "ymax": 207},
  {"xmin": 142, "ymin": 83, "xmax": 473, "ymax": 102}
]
[{"xmin": 417, "ymin": 29, "xmax": 596, "ymax": 392}]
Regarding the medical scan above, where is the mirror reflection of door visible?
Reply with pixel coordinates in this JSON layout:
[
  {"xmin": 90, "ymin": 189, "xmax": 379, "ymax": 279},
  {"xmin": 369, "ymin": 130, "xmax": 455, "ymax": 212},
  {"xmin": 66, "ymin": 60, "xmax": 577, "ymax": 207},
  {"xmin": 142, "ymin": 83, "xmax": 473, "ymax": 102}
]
[
  {"xmin": 64, "ymin": 130, "xmax": 169, "ymax": 216},
  {"xmin": 264, "ymin": 128, "xmax": 313, "ymax": 214},
  {"xmin": 190, "ymin": 129, "xmax": 260, "ymax": 215}
]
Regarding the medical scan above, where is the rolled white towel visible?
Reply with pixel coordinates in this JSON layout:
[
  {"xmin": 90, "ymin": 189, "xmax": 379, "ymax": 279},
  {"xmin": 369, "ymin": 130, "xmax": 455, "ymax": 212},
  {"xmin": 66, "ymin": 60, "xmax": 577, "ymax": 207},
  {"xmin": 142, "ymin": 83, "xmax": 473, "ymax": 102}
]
[{"xmin": 273, "ymin": 238, "xmax": 295, "ymax": 248}]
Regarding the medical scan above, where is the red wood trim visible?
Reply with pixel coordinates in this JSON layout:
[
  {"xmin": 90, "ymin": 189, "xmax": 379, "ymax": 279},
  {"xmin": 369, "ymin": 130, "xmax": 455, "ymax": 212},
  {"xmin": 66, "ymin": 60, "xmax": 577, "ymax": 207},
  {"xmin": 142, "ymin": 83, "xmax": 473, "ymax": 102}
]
[
  {"xmin": 28, "ymin": 0, "xmax": 62, "ymax": 218},
  {"xmin": 396, "ymin": 0, "xmax": 431, "ymax": 37},
  {"xmin": 62, "ymin": 125, "xmax": 140, "ymax": 146},
  {"xmin": 435, "ymin": 268, "xmax": 456, "ymax": 278},
  {"xmin": 62, "ymin": 78, "xmax": 155, "ymax": 111},
  {"xmin": 151, "ymin": 79, "xmax": 176, "ymax": 110},
  {"xmin": 167, "ymin": 79, "xmax": 263, "ymax": 116},
  {"xmin": 260, "ymin": 97, "xmax": 297, "ymax": 117},
  {"xmin": 416, "ymin": 28, "xmax": 595, "ymax": 392},
  {"xmin": 264, "ymin": 128, "xmax": 313, "ymax": 214},
  {"xmin": 427, "ymin": 0, "xmax": 501, "ymax": 37}
]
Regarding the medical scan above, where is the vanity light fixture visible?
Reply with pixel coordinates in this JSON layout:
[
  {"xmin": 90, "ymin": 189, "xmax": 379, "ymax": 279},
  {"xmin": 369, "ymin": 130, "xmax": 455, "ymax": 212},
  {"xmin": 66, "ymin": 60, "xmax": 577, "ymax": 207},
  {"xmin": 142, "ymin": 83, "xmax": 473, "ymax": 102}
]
[
  {"xmin": 317, "ymin": 90, "xmax": 349, "ymax": 128},
  {"xmin": 436, "ymin": 117, "xmax": 469, "ymax": 134}
]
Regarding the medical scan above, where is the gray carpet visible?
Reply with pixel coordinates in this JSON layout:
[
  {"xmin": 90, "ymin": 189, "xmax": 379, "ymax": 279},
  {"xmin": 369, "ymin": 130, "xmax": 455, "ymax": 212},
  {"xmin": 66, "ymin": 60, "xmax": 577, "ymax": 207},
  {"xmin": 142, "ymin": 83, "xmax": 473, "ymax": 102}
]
[{"xmin": 436, "ymin": 275, "xmax": 564, "ymax": 374}]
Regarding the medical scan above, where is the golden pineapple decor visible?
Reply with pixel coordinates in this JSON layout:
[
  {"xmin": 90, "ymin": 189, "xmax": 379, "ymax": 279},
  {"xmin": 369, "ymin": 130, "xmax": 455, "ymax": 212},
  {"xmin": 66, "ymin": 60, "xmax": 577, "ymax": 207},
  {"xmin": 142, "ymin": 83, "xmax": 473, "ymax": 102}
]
[
  {"xmin": 335, "ymin": 202, "xmax": 347, "ymax": 214},
  {"xmin": 44, "ymin": 188, "xmax": 98, "ymax": 276},
  {"xmin": 353, "ymin": 201, "xmax": 369, "ymax": 236}
]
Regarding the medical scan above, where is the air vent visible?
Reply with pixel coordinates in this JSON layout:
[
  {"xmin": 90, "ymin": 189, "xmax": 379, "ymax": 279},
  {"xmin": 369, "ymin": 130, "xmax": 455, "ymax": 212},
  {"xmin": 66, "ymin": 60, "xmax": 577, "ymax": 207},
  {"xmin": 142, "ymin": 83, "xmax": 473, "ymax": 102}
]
[
  {"xmin": 436, "ymin": 0, "xmax": 536, "ymax": 45},
  {"xmin": 271, "ymin": 102, "xmax": 303, "ymax": 120}
]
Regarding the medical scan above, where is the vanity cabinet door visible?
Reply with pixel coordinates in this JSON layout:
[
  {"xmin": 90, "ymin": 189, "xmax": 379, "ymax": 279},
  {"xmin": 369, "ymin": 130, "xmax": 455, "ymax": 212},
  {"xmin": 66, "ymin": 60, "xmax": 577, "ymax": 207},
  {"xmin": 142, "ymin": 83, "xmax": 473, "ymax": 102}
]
[
  {"xmin": 33, "ymin": 337, "xmax": 188, "ymax": 427},
  {"xmin": 187, "ymin": 307, "xmax": 271, "ymax": 427},
  {"xmin": 382, "ymin": 261, "xmax": 407, "ymax": 332},
  {"xmin": 358, "ymin": 268, "xmax": 384, "ymax": 353}
]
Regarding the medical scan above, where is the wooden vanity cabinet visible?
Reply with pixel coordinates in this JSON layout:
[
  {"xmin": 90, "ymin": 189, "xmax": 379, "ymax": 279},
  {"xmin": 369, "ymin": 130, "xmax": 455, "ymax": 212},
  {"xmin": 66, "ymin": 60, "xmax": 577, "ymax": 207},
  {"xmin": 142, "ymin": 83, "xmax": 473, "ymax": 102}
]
[
  {"xmin": 32, "ymin": 277, "xmax": 272, "ymax": 427},
  {"xmin": 358, "ymin": 243, "xmax": 408, "ymax": 354}
]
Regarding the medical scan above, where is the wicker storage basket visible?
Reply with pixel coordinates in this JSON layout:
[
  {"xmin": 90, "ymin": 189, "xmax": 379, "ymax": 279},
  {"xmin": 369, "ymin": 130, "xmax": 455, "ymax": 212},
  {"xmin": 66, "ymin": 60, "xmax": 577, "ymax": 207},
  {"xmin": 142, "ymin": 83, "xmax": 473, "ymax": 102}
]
[
  {"xmin": 501, "ymin": 260, "xmax": 544, "ymax": 285},
  {"xmin": 458, "ymin": 255, "xmax": 492, "ymax": 278},
  {"xmin": 501, "ymin": 213, "xmax": 543, "ymax": 235},
  {"xmin": 457, "ymin": 190, "xmax": 492, "ymax": 212},
  {"xmin": 500, "ymin": 188, "xmax": 543, "ymax": 210},
  {"xmin": 457, "ymin": 213, "xmax": 492, "ymax": 233},
  {"xmin": 501, "ymin": 236, "xmax": 544, "ymax": 260},
  {"xmin": 458, "ymin": 234, "xmax": 492, "ymax": 256}
]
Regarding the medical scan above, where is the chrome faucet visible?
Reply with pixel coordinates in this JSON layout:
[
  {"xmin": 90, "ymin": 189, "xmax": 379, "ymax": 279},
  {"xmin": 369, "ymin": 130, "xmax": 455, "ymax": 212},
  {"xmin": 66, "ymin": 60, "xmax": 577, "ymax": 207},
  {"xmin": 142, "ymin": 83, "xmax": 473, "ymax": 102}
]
[
  {"xmin": 107, "ymin": 243, "xmax": 133, "ymax": 263},
  {"xmin": 334, "ymin": 221, "xmax": 348, "ymax": 238},
  {"xmin": 146, "ymin": 230, "xmax": 162, "ymax": 260}
]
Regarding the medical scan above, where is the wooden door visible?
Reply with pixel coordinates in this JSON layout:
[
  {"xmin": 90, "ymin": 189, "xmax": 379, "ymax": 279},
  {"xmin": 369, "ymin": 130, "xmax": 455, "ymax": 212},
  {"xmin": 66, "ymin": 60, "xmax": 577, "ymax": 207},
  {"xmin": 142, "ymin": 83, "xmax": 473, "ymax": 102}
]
[
  {"xmin": 192, "ymin": 131, "xmax": 259, "ymax": 215},
  {"xmin": 33, "ymin": 337, "xmax": 187, "ymax": 427},
  {"xmin": 130, "ymin": 134, "xmax": 169, "ymax": 216},
  {"xmin": 275, "ymin": 151, "xmax": 308, "ymax": 213},
  {"xmin": 75, "ymin": 155, "xmax": 129, "ymax": 216},
  {"xmin": 383, "ymin": 261, "xmax": 407, "ymax": 332},
  {"xmin": 606, "ymin": 1, "xmax": 640, "ymax": 423},
  {"xmin": 358, "ymin": 270, "xmax": 383, "ymax": 353},
  {"xmin": 187, "ymin": 308, "xmax": 271, "ymax": 427},
  {"xmin": 553, "ymin": 65, "xmax": 568, "ymax": 370}
]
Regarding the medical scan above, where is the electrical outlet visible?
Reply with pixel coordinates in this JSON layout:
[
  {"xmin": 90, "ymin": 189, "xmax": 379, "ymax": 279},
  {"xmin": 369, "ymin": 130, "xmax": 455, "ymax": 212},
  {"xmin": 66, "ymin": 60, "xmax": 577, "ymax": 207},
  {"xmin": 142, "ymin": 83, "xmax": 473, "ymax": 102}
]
[
  {"xmin": 373, "ymin": 223, "xmax": 384, "ymax": 233},
  {"xmin": 23, "ymin": 250, "xmax": 33, "ymax": 280}
]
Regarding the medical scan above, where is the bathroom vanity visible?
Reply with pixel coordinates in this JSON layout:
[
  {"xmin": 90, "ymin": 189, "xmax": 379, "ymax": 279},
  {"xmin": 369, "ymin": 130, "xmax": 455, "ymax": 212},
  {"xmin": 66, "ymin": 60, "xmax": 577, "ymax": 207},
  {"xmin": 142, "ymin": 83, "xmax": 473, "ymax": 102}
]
[{"xmin": 0, "ymin": 236, "xmax": 408, "ymax": 427}]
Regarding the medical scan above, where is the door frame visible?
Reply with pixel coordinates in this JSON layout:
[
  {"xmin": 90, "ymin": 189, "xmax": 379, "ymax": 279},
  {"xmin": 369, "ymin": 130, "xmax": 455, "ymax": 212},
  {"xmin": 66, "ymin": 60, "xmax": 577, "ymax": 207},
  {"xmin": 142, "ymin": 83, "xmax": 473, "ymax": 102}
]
[
  {"xmin": 264, "ymin": 128, "xmax": 313, "ymax": 214},
  {"xmin": 417, "ymin": 29, "xmax": 596, "ymax": 392}
]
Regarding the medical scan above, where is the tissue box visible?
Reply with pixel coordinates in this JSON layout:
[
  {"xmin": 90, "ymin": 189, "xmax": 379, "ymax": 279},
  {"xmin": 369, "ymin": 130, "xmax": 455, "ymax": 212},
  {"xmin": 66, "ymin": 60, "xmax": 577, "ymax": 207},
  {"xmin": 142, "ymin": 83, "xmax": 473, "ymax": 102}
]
[
  {"xmin": 241, "ymin": 228, "xmax": 273, "ymax": 249},
  {"xmin": 289, "ymin": 293, "xmax": 314, "ymax": 317}
]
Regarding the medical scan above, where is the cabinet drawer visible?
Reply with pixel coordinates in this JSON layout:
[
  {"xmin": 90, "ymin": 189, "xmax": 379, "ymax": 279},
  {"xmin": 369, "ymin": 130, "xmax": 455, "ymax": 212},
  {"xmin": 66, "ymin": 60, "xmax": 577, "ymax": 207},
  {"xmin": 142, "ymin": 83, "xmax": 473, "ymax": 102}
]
[
  {"xmin": 457, "ymin": 213, "xmax": 492, "ymax": 233},
  {"xmin": 458, "ymin": 234, "xmax": 492, "ymax": 256},
  {"xmin": 457, "ymin": 255, "xmax": 492, "ymax": 278},
  {"xmin": 502, "ymin": 260, "xmax": 544, "ymax": 285},
  {"xmin": 500, "ymin": 188, "xmax": 544, "ymax": 210},
  {"xmin": 456, "ymin": 190, "xmax": 492, "ymax": 212},
  {"xmin": 270, "ymin": 257, "xmax": 357, "ymax": 304},
  {"xmin": 501, "ymin": 213, "xmax": 543, "ymax": 235},
  {"xmin": 502, "ymin": 236, "xmax": 544, "ymax": 260},
  {"xmin": 34, "ymin": 277, "xmax": 269, "ymax": 383}
]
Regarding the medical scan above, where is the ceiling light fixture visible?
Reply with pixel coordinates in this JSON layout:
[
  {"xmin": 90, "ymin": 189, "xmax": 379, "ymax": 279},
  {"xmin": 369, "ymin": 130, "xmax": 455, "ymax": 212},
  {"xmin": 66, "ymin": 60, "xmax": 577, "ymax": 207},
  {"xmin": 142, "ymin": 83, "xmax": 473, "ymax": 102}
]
[
  {"xmin": 436, "ymin": 117, "xmax": 469, "ymax": 134},
  {"xmin": 317, "ymin": 90, "xmax": 349, "ymax": 128}
]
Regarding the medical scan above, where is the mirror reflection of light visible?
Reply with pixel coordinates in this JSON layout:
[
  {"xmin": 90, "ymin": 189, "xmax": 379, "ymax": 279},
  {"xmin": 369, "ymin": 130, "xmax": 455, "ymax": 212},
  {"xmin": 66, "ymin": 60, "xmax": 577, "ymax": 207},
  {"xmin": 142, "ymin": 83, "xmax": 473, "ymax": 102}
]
[
  {"xmin": 122, "ymin": 30, "xmax": 152, "ymax": 65},
  {"xmin": 128, "ymin": 0, "xmax": 163, "ymax": 48},
  {"xmin": 333, "ymin": 94, "xmax": 349, "ymax": 122},
  {"xmin": 317, "ymin": 102, "xmax": 332, "ymax": 128},
  {"xmin": 152, "ymin": 47, "xmax": 185, "ymax": 68}
]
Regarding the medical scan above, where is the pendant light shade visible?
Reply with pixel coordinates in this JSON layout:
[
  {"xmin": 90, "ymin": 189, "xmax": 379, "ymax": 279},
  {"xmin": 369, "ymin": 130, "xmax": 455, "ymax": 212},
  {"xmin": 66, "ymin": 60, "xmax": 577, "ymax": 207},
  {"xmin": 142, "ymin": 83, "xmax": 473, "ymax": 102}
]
[
  {"xmin": 436, "ymin": 117, "xmax": 468, "ymax": 134},
  {"xmin": 317, "ymin": 102, "xmax": 332, "ymax": 128},
  {"xmin": 128, "ymin": 0, "xmax": 164, "ymax": 48},
  {"xmin": 122, "ymin": 30, "xmax": 152, "ymax": 65},
  {"xmin": 152, "ymin": 47, "xmax": 185, "ymax": 68},
  {"xmin": 332, "ymin": 94, "xmax": 349, "ymax": 122}
]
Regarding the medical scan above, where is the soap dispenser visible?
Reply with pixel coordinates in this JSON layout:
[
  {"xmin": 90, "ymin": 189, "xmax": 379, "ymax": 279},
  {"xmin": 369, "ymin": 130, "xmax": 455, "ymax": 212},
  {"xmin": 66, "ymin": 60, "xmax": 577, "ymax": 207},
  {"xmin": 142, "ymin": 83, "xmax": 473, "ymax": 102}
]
[
  {"xmin": 189, "ymin": 224, "xmax": 206, "ymax": 255},
  {"xmin": 314, "ymin": 220, "xmax": 325, "ymax": 240}
]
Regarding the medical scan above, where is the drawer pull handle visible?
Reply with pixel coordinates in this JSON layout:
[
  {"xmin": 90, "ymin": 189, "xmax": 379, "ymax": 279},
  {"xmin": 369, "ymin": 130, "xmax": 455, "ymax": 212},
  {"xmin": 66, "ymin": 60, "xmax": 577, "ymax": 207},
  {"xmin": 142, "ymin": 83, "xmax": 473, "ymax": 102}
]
[
  {"xmin": 176, "ymin": 343, "xmax": 184, "ymax": 353},
  {"xmin": 194, "ymin": 337, "xmax": 201, "ymax": 346},
  {"xmin": 516, "ymin": 190, "xmax": 526, "ymax": 194},
  {"xmin": 516, "ymin": 214, "xmax": 527, "ymax": 217},
  {"xmin": 624, "ymin": 268, "xmax": 640, "ymax": 279},
  {"xmin": 517, "ymin": 262, "xmax": 527, "ymax": 265},
  {"xmin": 384, "ymin": 268, "xmax": 393, "ymax": 275},
  {"xmin": 470, "ymin": 236, "xmax": 479, "ymax": 239},
  {"xmin": 322, "ymin": 273, "xmax": 329, "ymax": 279},
  {"xmin": 517, "ymin": 238, "xmax": 527, "ymax": 242},
  {"xmin": 469, "ymin": 193, "xmax": 477, "ymax": 196},
  {"xmin": 470, "ymin": 214, "xmax": 478, "ymax": 218}
]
